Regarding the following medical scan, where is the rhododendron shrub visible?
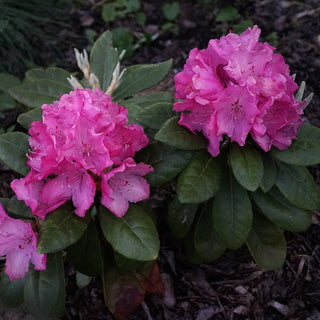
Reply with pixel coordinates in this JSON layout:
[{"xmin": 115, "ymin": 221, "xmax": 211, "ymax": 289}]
[
  {"xmin": 0, "ymin": 31, "xmax": 171, "ymax": 319},
  {"xmin": 145, "ymin": 26, "xmax": 320, "ymax": 271}
]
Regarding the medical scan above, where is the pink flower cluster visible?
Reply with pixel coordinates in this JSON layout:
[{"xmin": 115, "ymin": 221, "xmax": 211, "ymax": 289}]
[
  {"xmin": 0, "ymin": 203, "xmax": 46, "ymax": 281},
  {"xmin": 11, "ymin": 89, "xmax": 153, "ymax": 219},
  {"xmin": 174, "ymin": 26, "xmax": 304, "ymax": 156}
]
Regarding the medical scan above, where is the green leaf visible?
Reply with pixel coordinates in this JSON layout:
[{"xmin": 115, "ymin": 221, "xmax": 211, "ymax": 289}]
[
  {"xmin": 168, "ymin": 197, "xmax": 198, "ymax": 239},
  {"xmin": 17, "ymin": 107, "xmax": 43, "ymax": 129},
  {"xmin": 99, "ymin": 205, "xmax": 160, "ymax": 261},
  {"xmin": 260, "ymin": 152, "xmax": 277, "ymax": 192},
  {"xmin": 137, "ymin": 141, "xmax": 193, "ymax": 185},
  {"xmin": 177, "ymin": 150, "xmax": 223, "ymax": 203},
  {"xmin": 0, "ymin": 132, "xmax": 29, "ymax": 175},
  {"xmin": 125, "ymin": 0, "xmax": 141, "ymax": 12},
  {"xmin": 215, "ymin": 6, "xmax": 239, "ymax": 22},
  {"xmin": 275, "ymin": 162, "xmax": 320, "ymax": 211},
  {"xmin": 38, "ymin": 205, "xmax": 89, "ymax": 254},
  {"xmin": 9, "ymin": 78, "xmax": 70, "ymax": 108},
  {"xmin": 136, "ymin": 102, "xmax": 175, "ymax": 129},
  {"xmin": 0, "ymin": 72, "xmax": 21, "ymax": 92},
  {"xmin": 101, "ymin": 3, "xmax": 118, "ymax": 22},
  {"xmin": 247, "ymin": 212, "xmax": 286, "ymax": 271},
  {"xmin": 212, "ymin": 170, "xmax": 253, "ymax": 249},
  {"xmin": 25, "ymin": 67, "xmax": 72, "ymax": 87},
  {"xmin": 194, "ymin": 201, "xmax": 225, "ymax": 262},
  {"xmin": 111, "ymin": 27, "xmax": 135, "ymax": 59},
  {"xmin": 271, "ymin": 124, "xmax": 320, "ymax": 166},
  {"xmin": 112, "ymin": 59, "xmax": 172, "ymax": 100},
  {"xmin": 155, "ymin": 116, "xmax": 208, "ymax": 151},
  {"xmin": 0, "ymin": 274, "xmax": 24, "ymax": 308},
  {"xmin": 76, "ymin": 272, "xmax": 92, "ymax": 289},
  {"xmin": 250, "ymin": 187, "xmax": 312, "ymax": 232},
  {"xmin": 183, "ymin": 226, "xmax": 203, "ymax": 264},
  {"xmin": 162, "ymin": 2, "xmax": 180, "ymax": 21},
  {"xmin": 24, "ymin": 253, "xmax": 65, "ymax": 319},
  {"xmin": 123, "ymin": 91, "xmax": 173, "ymax": 107},
  {"xmin": 7, "ymin": 196, "xmax": 33, "ymax": 219},
  {"xmin": 90, "ymin": 30, "xmax": 119, "ymax": 91},
  {"xmin": 230, "ymin": 143, "xmax": 263, "ymax": 192},
  {"xmin": 67, "ymin": 218, "xmax": 103, "ymax": 276},
  {"xmin": 0, "ymin": 93, "xmax": 17, "ymax": 110}
]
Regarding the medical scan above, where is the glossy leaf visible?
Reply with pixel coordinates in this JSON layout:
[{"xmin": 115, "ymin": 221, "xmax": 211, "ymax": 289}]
[
  {"xmin": 38, "ymin": 205, "xmax": 89, "ymax": 254},
  {"xmin": 7, "ymin": 195, "xmax": 33, "ymax": 219},
  {"xmin": 251, "ymin": 187, "xmax": 312, "ymax": 232},
  {"xmin": 17, "ymin": 107, "xmax": 43, "ymax": 129},
  {"xmin": 247, "ymin": 212, "xmax": 286, "ymax": 270},
  {"xmin": 177, "ymin": 150, "xmax": 223, "ymax": 203},
  {"xmin": 137, "ymin": 141, "xmax": 193, "ymax": 186},
  {"xmin": 24, "ymin": 253, "xmax": 65, "ymax": 319},
  {"xmin": 275, "ymin": 162, "xmax": 320, "ymax": 211},
  {"xmin": 0, "ymin": 72, "xmax": 21, "ymax": 92},
  {"xmin": 112, "ymin": 59, "xmax": 172, "ymax": 100},
  {"xmin": 230, "ymin": 143, "xmax": 263, "ymax": 191},
  {"xmin": 271, "ymin": 124, "xmax": 320, "ymax": 165},
  {"xmin": 136, "ymin": 102, "xmax": 175, "ymax": 129},
  {"xmin": 168, "ymin": 197, "xmax": 198, "ymax": 239},
  {"xmin": 67, "ymin": 218, "xmax": 103, "ymax": 276},
  {"xmin": 212, "ymin": 170, "xmax": 252, "ymax": 249},
  {"xmin": 90, "ymin": 30, "xmax": 119, "ymax": 91},
  {"xmin": 155, "ymin": 116, "xmax": 208, "ymax": 151},
  {"xmin": 99, "ymin": 205, "xmax": 160, "ymax": 261},
  {"xmin": 0, "ymin": 132, "xmax": 29, "ymax": 175},
  {"xmin": 260, "ymin": 152, "xmax": 277, "ymax": 192},
  {"xmin": 194, "ymin": 201, "xmax": 225, "ymax": 262},
  {"xmin": 9, "ymin": 79, "xmax": 70, "ymax": 108},
  {"xmin": 25, "ymin": 67, "xmax": 72, "ymax": 88},
  {"xmin": 0, "ymin": 274, "xmax": 24, "ymax": 308}
]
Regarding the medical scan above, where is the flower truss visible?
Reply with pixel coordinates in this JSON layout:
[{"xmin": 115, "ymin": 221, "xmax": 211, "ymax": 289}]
[
  {"xmin": 0, "ymin": 203, "xmax": 46, "ymax": 281},
  {"xmin": 11, "ymin": 88, "xmax": 153, "ymax": 219},
  {"xmin": 174, "ymin": 25, "xmax": 304, "ymax": 156}
]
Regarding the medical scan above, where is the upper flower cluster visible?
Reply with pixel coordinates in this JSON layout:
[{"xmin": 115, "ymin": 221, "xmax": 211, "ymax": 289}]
[
  {"xmin": 174, "ymin": 26, "xmax": 304, "ymax": 156},
  {"xmin": 11, "ymin": 88, "xmax": 153, "ymax": 219}
]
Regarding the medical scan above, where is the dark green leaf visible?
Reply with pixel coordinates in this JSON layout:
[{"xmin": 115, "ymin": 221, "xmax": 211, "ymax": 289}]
[
  {"xmin": 7, "ymin": 196, "xmax": 33, "ymax": 219},
  {"xmin": 247, "ymin": 211, "xmax": 286, "ymax": 270},
  {"xmin": 215, "ymin": 6, "xmax": 239, "ymax": 22},
  {"xmin": 76, "ymin": 272, "xmax": 91, "ymax": 289},
  {"xmin": 230, "ymin": 143, "xmax": 263, "ymax": 191},
  {"xmin": 194, "ymin": 201, "xmax": 225, "ymax": 262},
  {"xmin": 17, "ymin": 107, "xmax": 43, "ymax": 129},
  {"xmin": 271, "ymin": 124, "xmax": 320, "ymax": 166},
  {"xmin": 99, "ymin": 205, "xmax": 160, "ymax": 261},
  {"xmin": 0, "ymin": 93, "xmax": 17, "ymax": 110},
  {"xmin": 275, "ymin": 162, "xmax": 320, "ymax": 211},
  {"xmin": 260, "ymin": 152, "xmax": 277, "ymax": 192},
  {"xmin": 212, "ymin": 170, "xmax": 253, "ymax": 249},
  {"xmin": 162, "ymin": 2, "xmax": 180, "ymax": 21},
  {"xmin": 178, "ymin": 150, "xmax": 223, "ymax": 203},
  {"xmin": 24, "ymin": 253, "xmax": 65, "ymax": 319},
  {"xmin": 112, "ymin": 59, "xmax": 172, "ymax": 100},
  {"xmin": 250, "ymin": 187, "xmax": 312, "ymax": 232},
  {"xmin": 0, "ymin": 132, "xmax": 29, "ymax": 175},
  {"xmin": 123, "ymin": 92, "xmax": 173, "ymax": 108},
  {"xmin": 155, "ymin": 116, "xmax": 207, "ymax": 151},
  {"xmin": 67, "ymin": 218, "xmax": 103, "ymax": 276},
  {"xmin": 38, "ymin": 205, "xmax": 89, "ymax": 254},
  {"xmin": 9, "ymin": 79, "xmax": 70, "ymax": 108},
  {"xmin": 111, "ymin": 27, "xmax": 135, "ymax": 59},
  {"xmin": 168, "ymin": 197, "xmax": 198, "ymax": 239},
  {"xmin": 25, "ymin": 67, "xmax": 72, "ymax": 87},
  {"xmin": 137, "ymin": 141, "xmax": 193, "ymax": 185},
  {"xmin": 136, "ymin": 102, "xmax": 175, "ymax": 129},
  {"xmin": 101, "ymin": 3, "xmax": 117, "ymax": 22},
  {"xmin": 0, "ymin": 274, "xmax": 24, "ymax": 308},
  {"xmin": 0, "ymin": 72, "xmax": 21, "ymax": 92},
  {"xmin": 90, "ymin": 30, "xmax": 119, "ymax": 91},
  {"xmin": 121, "ymin": 102, "xmax": 142, "ymax": 124},
  {"xmin": 183, "ymin": 226, "xmax": 203, "ymax": 264}
]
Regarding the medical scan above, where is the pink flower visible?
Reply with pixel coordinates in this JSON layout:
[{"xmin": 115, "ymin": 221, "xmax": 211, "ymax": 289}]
[
  {"xmin": 11, "ymin": 89, "xmax": 151, "ymax": 219},
  {"xmin": 101, "ymin": 158, "xmax": 153, "ymax": 217},
  {"xmin": 174, "ymin": 26, "xmax": 304, "ymax": 156},
  {"xmin": 0, "ymin": 203, "xmax": 46, "ymax": 281}
]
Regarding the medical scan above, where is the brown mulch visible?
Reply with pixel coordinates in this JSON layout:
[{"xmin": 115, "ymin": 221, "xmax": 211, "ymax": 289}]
[{"xmin": 1, "ymin": 0, "xmax": 320, "ymax": 319}]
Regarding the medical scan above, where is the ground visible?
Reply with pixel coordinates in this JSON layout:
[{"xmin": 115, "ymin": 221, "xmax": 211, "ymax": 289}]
[{"xmin": 1, "ymin": 0, "xmax": 320, "ymax": 319}]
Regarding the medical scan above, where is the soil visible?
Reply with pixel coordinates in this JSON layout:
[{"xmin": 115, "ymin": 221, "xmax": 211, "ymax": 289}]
[{"xmin": 1, "ymin": 0, "xmax": 320, "ymax": 319}]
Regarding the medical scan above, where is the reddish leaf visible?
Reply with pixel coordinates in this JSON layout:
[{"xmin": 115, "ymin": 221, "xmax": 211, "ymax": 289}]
[{"xmin": 144, "ymin": 263, "xmax": 164, "ymax": 294}]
